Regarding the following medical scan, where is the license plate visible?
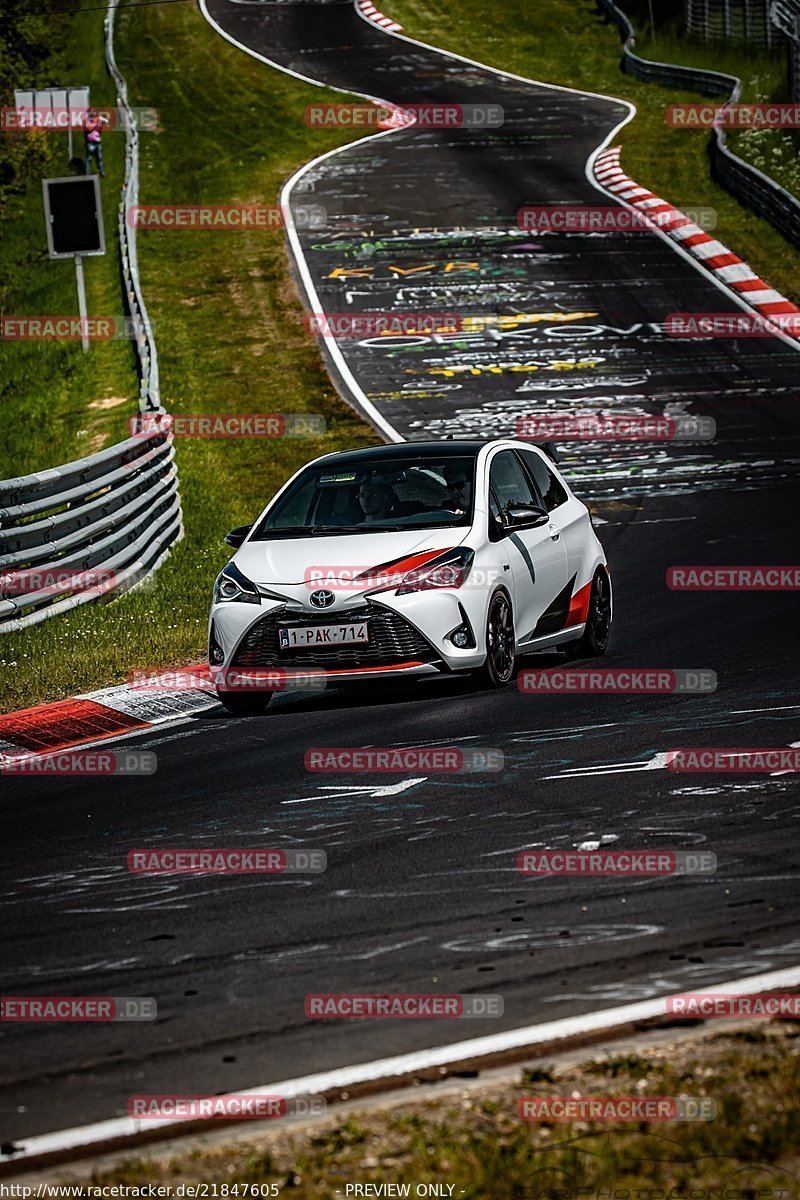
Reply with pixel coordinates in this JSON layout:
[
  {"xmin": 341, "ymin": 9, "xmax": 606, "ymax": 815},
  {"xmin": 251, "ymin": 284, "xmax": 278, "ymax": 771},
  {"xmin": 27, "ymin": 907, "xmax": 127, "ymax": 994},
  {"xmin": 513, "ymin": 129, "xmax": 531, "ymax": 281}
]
[{"xmin": 278, "ymin": 622, "xmax": 369, "ymax": 649}]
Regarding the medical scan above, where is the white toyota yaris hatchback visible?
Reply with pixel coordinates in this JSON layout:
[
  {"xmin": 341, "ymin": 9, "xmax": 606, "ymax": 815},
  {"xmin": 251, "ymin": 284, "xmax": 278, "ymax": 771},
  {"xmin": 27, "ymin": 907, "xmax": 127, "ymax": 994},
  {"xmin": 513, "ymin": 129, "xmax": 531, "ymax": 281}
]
[{"xmin": 209, "ymin": 439, "xmax": 612, "ymax": 713}]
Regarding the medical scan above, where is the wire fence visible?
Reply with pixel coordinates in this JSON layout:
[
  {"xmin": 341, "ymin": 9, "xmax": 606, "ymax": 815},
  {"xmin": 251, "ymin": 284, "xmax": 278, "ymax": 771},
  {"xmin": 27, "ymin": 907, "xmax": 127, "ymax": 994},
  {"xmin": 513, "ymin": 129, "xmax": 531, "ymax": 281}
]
[
  {"xmin": 684, "ymin": 0, "xmax": 775, "ymax": 47},
  {"xmin": 771, "ymin": 0, "xmax": 800, "ymax": 99}
]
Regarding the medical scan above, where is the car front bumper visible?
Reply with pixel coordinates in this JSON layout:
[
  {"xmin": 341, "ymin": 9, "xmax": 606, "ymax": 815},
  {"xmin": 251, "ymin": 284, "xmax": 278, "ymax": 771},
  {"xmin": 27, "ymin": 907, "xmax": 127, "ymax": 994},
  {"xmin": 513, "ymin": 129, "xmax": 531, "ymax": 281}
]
[{"xmin": 209, "ymin": 587, "xmax": 487, "ymax": 688}]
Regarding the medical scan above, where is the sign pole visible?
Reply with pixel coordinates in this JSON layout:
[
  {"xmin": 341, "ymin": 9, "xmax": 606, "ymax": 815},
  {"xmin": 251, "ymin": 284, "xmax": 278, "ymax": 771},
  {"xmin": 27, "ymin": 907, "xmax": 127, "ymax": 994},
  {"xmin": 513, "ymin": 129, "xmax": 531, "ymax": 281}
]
[{"xmin": 74, "ymin": 254, "xmax": 89, "ymax": 353}]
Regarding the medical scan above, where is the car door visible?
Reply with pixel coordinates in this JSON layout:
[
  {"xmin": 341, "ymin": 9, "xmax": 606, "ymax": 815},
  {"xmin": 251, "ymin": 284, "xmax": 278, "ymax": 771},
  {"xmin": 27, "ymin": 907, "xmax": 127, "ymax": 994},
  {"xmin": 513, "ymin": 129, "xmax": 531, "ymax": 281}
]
[
  {"xmin": 517, "ymin": 446, "xmax": 587, "ymax": 605},
  {"xmin": 487, "ymin": 449, "xmax": 568, "ymax": 643}
]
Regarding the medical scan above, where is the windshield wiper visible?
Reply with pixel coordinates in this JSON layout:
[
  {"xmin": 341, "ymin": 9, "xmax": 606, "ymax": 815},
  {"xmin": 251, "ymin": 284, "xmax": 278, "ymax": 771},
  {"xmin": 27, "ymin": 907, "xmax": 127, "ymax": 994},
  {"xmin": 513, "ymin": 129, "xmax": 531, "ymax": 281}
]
[
  {"xmin": 254, "ymin": 521, "xmax": 465, "ymax": 538},
  {"xmin": 254, "ymin": 525, "xmax": 368, "ymax": 538}
]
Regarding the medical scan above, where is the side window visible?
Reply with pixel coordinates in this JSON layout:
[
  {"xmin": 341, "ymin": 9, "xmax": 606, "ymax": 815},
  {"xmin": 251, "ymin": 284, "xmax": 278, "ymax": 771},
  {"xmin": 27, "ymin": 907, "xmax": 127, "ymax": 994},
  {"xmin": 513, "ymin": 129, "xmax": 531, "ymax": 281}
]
[
  {"xmin": 488, "ymin": 451, "xmax": 540, "ymax": 532},
  {"xmin": 517, "ymin": 449, "xmax": 568, "ymax": 512}
]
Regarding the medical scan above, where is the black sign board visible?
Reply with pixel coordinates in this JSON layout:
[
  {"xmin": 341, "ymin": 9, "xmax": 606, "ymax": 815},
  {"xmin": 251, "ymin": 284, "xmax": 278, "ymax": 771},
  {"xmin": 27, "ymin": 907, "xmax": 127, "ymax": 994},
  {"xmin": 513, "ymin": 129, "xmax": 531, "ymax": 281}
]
[{"xmin": 42, "ymin": 176, "xmax": 105, "ymax": 258}]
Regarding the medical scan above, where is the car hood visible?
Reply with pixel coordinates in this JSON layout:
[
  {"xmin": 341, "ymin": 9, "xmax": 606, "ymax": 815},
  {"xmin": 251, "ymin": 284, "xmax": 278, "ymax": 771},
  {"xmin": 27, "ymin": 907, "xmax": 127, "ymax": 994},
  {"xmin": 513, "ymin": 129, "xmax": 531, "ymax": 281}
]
[{"xmin": 234, "ymin": 527, "xmax": 470, "ymax": 587}]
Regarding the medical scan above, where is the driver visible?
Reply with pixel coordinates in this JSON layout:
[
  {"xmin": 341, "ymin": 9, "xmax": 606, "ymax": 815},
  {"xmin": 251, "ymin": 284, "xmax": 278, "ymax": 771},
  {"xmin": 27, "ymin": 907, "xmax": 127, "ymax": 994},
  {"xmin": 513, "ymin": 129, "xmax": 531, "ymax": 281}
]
[
  {"xmin": 443, "ymin": 465, "xmax": 472, "ymax": 515},
  {"xmin": 357, "ymin": 477, "xmax": 393, "ymax": 524}
]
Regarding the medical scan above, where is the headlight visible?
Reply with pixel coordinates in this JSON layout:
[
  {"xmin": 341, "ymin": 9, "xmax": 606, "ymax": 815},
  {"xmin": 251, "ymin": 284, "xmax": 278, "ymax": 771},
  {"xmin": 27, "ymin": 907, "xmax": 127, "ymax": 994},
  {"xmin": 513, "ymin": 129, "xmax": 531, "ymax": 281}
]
[
  {"xmin": 213, "ymin": 562, "xmax": 260, "ymax": 605},
  {"xmin": 396, "ymin": 547, "xmax": 474, "ymax": 595}
]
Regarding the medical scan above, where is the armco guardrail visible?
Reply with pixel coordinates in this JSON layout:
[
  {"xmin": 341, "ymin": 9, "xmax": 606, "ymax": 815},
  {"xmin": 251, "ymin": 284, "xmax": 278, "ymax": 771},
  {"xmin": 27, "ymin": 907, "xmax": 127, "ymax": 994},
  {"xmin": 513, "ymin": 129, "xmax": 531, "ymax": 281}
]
[
  {"xmin": 595, "ymin": 0, "xmax": 800, "ymax": 251},
  {"xmin": 0, "ymin": 434, "xmax": 181, "ymax": 629},
  {"xmin": 0, "ymin": 0, "xmax": 181, "ymax": 632}
]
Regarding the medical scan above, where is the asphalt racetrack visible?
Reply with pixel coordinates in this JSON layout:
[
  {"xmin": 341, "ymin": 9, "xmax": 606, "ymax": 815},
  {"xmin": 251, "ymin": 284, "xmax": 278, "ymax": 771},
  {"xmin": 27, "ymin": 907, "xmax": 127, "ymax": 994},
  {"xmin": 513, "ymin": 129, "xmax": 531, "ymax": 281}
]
[{"xmin": 1, "ymin": 0, "xmax": 799, "ymax": 1145}]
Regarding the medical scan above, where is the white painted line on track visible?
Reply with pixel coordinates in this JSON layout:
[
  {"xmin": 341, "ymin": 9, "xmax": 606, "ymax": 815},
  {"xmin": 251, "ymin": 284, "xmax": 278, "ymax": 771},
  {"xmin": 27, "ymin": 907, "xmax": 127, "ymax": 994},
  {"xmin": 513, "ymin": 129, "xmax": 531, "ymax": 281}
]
[{"xmin": 6, "ymin": 964, "xmax": 800, "ymax": 1168}]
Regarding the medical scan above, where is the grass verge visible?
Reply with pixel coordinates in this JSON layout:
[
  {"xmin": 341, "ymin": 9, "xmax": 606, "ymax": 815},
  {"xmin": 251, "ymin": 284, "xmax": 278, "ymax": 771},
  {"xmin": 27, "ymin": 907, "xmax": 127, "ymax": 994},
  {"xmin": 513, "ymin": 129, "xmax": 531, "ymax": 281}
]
[
  {"xmin": 43, "ymin": 1022, "xmax": 800, "ymax": 1195},
  {"xmin": 0, "ymin": 2, "xmax": 136, "ymax": 474},
  {"xmin": 384, "ymin": 0, "xmax": 800, "ymax": 304},
  {"xmin": 0, "ymin": 0, "xmax": 377, "ymax": 713}
]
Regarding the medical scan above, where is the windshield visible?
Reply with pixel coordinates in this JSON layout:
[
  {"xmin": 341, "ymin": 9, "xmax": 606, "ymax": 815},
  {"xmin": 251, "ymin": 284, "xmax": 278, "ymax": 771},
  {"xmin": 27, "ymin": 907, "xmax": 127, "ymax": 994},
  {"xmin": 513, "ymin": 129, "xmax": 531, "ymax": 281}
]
[{"xmin": 251, "ymin": 455, "xmax": 476, "ymax": 537}]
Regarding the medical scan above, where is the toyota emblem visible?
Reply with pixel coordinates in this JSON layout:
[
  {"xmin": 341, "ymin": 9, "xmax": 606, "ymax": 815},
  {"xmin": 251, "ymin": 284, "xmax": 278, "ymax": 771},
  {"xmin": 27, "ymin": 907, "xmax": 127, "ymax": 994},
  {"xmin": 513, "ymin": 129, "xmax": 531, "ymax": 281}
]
[{"xmin": 309, "ymin": 589, "xmax": 336, "ymax": 609}]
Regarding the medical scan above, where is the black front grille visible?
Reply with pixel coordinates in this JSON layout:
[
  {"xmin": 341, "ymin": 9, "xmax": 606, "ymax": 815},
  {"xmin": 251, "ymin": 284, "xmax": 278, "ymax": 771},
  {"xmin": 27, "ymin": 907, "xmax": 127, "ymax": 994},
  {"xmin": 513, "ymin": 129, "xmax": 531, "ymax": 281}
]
[{"xmin": 232, "ymin": 604, "xmax": 440, "ymax": 669}]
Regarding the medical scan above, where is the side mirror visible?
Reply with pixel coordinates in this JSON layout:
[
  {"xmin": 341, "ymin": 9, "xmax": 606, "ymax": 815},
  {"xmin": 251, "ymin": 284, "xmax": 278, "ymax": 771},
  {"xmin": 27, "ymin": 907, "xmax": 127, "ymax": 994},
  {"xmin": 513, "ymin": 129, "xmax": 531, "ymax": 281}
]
[
  {"xmin": 224, "ymin": 524, "xmax": 252, "ymax": 548},
  {"xmin": 505, "ymin": 504, "xmax": 549, "ymax": 530}
]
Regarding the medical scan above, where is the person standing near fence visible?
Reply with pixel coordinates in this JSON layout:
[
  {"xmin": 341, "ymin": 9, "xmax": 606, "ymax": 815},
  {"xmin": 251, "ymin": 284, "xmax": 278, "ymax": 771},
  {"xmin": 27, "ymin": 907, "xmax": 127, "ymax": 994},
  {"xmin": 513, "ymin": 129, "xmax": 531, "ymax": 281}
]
[{"xmin": 83, "ymin": 109, "xmax": 106, "ymax": 177}]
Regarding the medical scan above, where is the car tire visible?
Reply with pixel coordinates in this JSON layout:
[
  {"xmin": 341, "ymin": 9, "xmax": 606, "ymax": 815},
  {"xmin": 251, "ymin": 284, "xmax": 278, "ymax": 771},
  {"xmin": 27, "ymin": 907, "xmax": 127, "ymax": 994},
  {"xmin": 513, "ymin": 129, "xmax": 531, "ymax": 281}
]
[
  {"xmin": 477, "ymin": 589, "xmax": 516, "ymax": 687},
  {"xmin": 563, "ymin": 569, "xmax": 612, "ymax": 658},
  {"xmin": 216, "ymin": 690, "xmax": 272, "ymax": 716}
]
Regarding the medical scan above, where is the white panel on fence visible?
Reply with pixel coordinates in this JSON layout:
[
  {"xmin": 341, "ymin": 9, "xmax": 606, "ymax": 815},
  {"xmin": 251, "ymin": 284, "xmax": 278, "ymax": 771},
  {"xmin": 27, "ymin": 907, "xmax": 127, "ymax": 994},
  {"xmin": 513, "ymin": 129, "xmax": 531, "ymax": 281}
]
[
  {"xmin": 13, "ymin": 90, "xmax": 34, "ymax": 112},
  {"xmin": 33, "ymin": 90, "xmax": 55, "ymax": 116},
  {"xmin": 69, "ymin": 87, "xmax": 91, "ymax": 113}
]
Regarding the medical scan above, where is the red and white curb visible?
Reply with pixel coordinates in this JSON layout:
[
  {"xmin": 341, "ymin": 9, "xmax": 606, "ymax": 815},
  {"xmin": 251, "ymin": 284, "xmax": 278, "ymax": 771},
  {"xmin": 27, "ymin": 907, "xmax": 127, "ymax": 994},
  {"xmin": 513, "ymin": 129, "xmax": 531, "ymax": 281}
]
[
  {"xmin": 0, "ymin": 667, "xmax": 217, "ymax": 764},
  {"xmin": 593, "ymin": 146, "xmax": 800, "ymax": 332},
  {"xmin": 356, "ymin": 0, "xmax": 403, "ymax": 33},
  {"xmin": 3, "ymin": 964, "xmax": 799, "ymax": 1170}
]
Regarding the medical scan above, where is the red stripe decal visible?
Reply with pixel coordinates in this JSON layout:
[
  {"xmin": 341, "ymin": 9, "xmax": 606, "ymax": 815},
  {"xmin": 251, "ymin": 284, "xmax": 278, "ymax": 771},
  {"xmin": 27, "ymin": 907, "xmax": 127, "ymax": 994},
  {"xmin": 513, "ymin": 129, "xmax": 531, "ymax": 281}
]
[
  {"xmin": 565, "ymin": 581, "xmax": 592, "ymax": 628},
  {"xmin": 279, "ymin": 662, "xmax": 426, "ymax": 678},
  {"xmin": 354, "ymin": 548, "xmax": 444, "ymax": 584}
]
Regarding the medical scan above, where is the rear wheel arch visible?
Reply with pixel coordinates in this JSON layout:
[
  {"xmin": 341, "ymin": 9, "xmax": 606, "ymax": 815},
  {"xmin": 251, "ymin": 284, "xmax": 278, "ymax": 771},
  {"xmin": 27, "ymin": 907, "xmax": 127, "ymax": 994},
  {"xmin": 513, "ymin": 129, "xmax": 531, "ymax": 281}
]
[{"xmin": 564, "ymin": 565, "xmax": 612, "ymax": 658}]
